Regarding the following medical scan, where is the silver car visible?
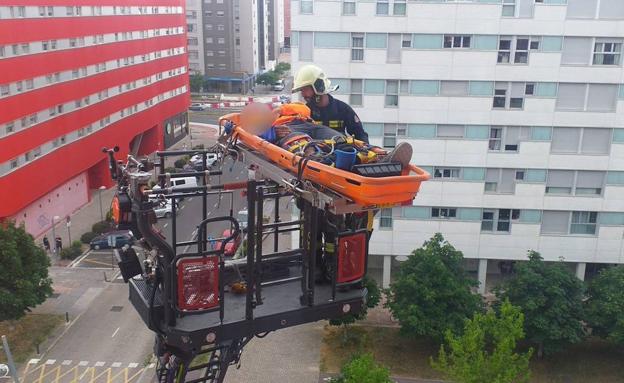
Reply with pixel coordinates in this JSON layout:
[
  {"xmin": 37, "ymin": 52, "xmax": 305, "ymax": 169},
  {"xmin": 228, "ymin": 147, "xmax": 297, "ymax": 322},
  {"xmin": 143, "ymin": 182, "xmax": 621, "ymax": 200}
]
[{"xmin": 154, "ymin": 201, "xmax": 177, "ymax": 219}]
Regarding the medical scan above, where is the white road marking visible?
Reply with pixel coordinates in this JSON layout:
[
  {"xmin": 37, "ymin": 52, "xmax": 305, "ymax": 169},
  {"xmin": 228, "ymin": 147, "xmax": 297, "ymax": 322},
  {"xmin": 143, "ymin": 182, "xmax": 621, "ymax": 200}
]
[
  {"xmin": 45, "ymin": 359, "xmax": 56, "ymax": 365},
  {"xmin": 61, "ymin": 360, "xmax": 72, "ymax": 366},
  {"xmin": 148, "ymin": 363, "xmax": 155, "ymax": 369},
  {"xmin": 111, "ymin": 327, "xmax": 120, "ymax": 338},
  {"xmin": 128, "ymin": 363, "xmax": 139, "ymax": 368},
  {"xmin": 163, "ymin": 223, "xmax": 169, "ymax": 228},
  {"xmin": 94, "ymin": 361, "xmax": 105, "ymax": 367},
  {"xmin": 180, "ymin": 205, "xmax": 185, "ymax": 210},
  {"xmin": 188, "ymin": 197, "xmax": 193, "ymax": 201},
  {"xmin": 78, "ymin": 361, "xmax": 89, "ymax": 366},
  {"xmin": 28, "ymin": 359, "xmax": 40, "ymax": 364},
  {"xmin": 111, "ymin": 362, "xmax": 122, "ymax": 368}
]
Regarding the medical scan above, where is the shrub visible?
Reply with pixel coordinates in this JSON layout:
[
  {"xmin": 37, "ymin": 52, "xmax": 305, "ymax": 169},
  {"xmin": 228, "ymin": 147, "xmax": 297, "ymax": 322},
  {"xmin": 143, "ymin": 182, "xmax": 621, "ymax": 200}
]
[
  {"xmin": 164, "ymin": 167, "xmax": 177, "ymax": 174},
  {"xmin": 330, "ymin": 354, "xmax": 392, "ymax": 383},
  {"xmin": 80, "ymin": 231, "xmax": 97, "ymax": 244},
  {"xmin": 92, "ymin": 220, "xmax": 113, "ymax": 235},
  {"xmin": 174, "ymin": 159, "xmax": 187, "ymax": 169},
  {"xmin": 60, "ymin": 241, "xmax": 83, "ymax": 260}
]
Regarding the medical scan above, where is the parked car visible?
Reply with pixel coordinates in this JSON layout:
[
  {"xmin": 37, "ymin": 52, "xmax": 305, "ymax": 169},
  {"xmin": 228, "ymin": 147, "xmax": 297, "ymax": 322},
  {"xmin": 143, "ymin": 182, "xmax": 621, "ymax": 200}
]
[
  {"xmin": 190, "ymin": 153, "xmax": 219, "ymax": 169},
  {"xmin": 272, "ymin": 80, "xmax": 285, "ymax": 92},
  {"xmin": 90, "ymin": 230, "xmax": 134, "ymax": 250},
  {"xmin": 154, "ymin": 201, "xmax": 177, "ymax": 219},
  {"xmin": 189, "ymin": 103, "xmax": 206, "ymax": 111},
  {"xmin": 237, "ymin": 208, "xmax": 248, "ymax": 230}
]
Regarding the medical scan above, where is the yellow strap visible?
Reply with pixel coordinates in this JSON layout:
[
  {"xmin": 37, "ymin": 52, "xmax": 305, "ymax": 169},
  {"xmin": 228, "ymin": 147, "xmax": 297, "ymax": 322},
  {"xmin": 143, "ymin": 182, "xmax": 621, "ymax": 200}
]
[{"xmin": 367, "ymin": 211, "xmax": 374, "ymax": 231}]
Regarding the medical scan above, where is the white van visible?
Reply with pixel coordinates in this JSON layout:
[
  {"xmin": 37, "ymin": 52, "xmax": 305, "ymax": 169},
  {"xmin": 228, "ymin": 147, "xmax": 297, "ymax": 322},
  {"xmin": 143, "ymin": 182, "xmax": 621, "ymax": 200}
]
[{"xmin": 170, "ymin": 177, "xmax": 198, "ymax": 190}]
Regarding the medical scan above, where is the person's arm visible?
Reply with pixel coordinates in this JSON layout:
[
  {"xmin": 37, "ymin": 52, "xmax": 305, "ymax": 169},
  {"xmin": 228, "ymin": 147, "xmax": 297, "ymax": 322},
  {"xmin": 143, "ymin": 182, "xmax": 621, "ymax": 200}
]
[{"xmin": 343, "ymin": 104, "xmax": 369, "ymax": 143}]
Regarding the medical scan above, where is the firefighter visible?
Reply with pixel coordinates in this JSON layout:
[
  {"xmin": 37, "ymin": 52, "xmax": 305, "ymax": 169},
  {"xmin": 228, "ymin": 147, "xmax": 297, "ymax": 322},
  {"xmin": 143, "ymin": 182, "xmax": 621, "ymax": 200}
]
[{"xmin": 292, "ymin": 64, "xmax": 369, "ymax": 144}]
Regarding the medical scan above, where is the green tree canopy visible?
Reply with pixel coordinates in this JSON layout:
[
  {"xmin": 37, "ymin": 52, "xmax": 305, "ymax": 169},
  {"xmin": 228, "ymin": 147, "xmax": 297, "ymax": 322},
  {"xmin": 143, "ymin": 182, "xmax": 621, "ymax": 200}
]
[
  {"xmin": 494, "ymin": 251, "xmax": 585, "ymax": 357},
  {"xmin": 189, "ymin": 73, "xmax": 204, "ymax": 93},
  {"xmin": 385, "ymin": 233, "xmax": 483, "ymax": 341},
  {"xmin": 585, "ymin": 265, "xmax": 624, "ymax": 344},
  {"xmin": 0, "ymin": 221, "xmax": 53, "ymax": 321},
  {"xmin": 255, "ymin": 71, "xmax": 280, "ymax": 86},
  {"xmin": 432, "ymin": 299, "xmax": 532, "ymax": 383},
  {"xmin": 274, "ymin": 62, "xmax": 291, "ymax": 76},
  {"xmin": 330, "ymin": 353, "xmax": 392, "ymax": 383}
]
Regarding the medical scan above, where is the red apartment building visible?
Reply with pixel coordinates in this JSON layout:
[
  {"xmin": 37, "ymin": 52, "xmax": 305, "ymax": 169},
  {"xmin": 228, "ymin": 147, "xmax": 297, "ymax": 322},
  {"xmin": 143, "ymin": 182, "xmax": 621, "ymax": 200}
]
[{"xmin": 0, "ymin": 1, "xmax": 190, "ymax": 237}]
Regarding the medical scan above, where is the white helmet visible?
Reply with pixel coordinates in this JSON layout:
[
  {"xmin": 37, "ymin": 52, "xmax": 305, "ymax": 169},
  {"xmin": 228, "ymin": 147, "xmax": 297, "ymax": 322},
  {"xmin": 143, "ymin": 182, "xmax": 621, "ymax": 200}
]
[{"xmin": 292, "ymin": 64, "xmax": 338, "ymax": 95}]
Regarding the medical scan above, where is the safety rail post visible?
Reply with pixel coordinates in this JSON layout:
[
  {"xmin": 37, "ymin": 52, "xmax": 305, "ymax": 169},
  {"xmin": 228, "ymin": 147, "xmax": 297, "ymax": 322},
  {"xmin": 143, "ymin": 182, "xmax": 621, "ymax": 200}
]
[
  {"xmin": 255, "ymin": 186, "xmax": 264, "ymax": 306},
  {"xmin": 273, "ymin": 192, "xmax": 280, "ymax": 253},
  {"xmin": 245, "ymin": 180, "xmax": 256, "ymax": 321},
  {"xmin": 308, "ymin": 202, "xmax": 318, "ymax": 306}
]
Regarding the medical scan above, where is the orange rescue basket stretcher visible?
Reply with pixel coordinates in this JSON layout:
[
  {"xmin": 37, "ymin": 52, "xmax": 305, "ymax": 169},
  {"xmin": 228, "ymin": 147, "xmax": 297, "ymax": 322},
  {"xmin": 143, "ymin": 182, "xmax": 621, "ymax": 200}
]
[{"xmin": 219, "ymin": 113, "xmax": 430, "ymax": 207}]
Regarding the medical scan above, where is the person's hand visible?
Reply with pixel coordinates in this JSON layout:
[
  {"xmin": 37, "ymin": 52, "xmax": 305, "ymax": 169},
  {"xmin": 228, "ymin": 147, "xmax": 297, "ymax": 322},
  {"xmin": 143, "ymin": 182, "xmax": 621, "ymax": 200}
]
[{"xmin": 274, "ymin": 125, "xmax": 292, "ymax": 138}]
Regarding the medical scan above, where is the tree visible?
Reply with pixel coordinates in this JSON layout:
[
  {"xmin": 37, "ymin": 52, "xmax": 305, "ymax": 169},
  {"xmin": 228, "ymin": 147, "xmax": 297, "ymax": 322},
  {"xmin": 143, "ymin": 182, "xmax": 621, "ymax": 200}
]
[
  {"xmin": 585, "ymin": 265, "xmax": 624, "ymax": 344},
  {"xmin": 189, "ymin": 73, "xmax": 204, "ymax": 93},
  {"xmin": 0, "ymin": 221, "xmax": 53, "ymax": 321},
  {"xmin": 494, "ymin": 251, "xmax": 584, "ymax": 357},
  {"xmin": 431, "ymin": 300, "xmax": 533, "ymax": 383},
  {"xmin": 385, "ymin": 233, "xmax": 483, "ymax": 341},
  {"xmin": 255, "ymin": 70, "xmax": 279, "ymax": 86},
  {"xmin": 330, "ymin": 354, "xmax": 392, "ymax": 383},
  {"xmin": 274, "ymin": 62, "xmax": 291, "ymax": 76}
]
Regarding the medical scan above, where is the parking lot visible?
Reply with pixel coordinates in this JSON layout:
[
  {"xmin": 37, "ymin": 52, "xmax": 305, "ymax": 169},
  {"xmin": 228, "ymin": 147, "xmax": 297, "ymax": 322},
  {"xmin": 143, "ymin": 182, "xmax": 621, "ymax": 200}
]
[{"xmin": 71, "ymin": 249, "xmax": 118, "ymax": 269}]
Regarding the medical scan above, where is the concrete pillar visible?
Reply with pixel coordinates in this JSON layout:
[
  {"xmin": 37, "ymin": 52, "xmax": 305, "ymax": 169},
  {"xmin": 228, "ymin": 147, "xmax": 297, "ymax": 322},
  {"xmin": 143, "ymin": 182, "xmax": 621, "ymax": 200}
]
[
  {"xmin": 477, "ymin": 259, "xmax": 488, "ymax": 295},
  {"xmin": 382, "ymin": 255, "xmax": 392, "ymax": 289},
  {"xmin": 576, "ymin": 262, "xmax": 586, "ymax": 281}
]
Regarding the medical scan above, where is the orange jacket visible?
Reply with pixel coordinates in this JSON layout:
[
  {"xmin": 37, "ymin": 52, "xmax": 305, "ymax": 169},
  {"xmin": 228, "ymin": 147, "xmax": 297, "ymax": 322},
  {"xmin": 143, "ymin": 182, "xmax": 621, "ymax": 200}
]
[{"xmin": 273, "ymin": 103, "xmax": 312, "ymax": 126}]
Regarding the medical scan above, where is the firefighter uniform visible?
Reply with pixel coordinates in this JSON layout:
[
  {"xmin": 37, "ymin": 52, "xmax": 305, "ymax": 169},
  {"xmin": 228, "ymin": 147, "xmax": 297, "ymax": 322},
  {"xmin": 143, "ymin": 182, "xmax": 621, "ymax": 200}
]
[{"xmin": 307, "ymin": 95, "xmax": 369, "ymax": 144}]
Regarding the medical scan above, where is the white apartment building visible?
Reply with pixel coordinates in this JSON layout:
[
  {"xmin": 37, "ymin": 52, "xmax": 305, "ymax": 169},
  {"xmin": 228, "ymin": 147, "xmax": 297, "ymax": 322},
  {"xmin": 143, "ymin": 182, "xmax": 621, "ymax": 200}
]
[
  {"xmin": 186, "ymin": 0, "xmax": 205, "ymax": 74},
  {"xmin": 291, "ymin": 0, "xmax": 624, "ymax": 289}
]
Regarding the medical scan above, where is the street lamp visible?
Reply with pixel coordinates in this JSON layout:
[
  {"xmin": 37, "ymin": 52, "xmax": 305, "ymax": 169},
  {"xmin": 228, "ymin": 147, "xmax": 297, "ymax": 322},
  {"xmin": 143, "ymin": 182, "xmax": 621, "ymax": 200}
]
[
  {"xmin": 51, "ymin": 215, "xmax": 60, "ymax": 255},
  {"xmin": 98, "ymin": 185, "xmax": 107, "ymax": 221}
]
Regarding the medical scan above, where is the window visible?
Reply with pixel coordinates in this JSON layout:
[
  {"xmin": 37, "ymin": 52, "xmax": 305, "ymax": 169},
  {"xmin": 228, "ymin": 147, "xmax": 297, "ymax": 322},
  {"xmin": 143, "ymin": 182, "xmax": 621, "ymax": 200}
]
[
  {"xmin": 440, "ymin": 81, "xmax": 469, "ymax": 96},
  {"xmin": 216, "ymin": 11, "xmax": 225, "ymax": 16},
  {"xmin": 570, "ymin": 211, "xmax": 597, "ymax": 235},
  {"xmin": 20, "ymin": 43, "xmax": 29, "ymax": 54},
  {"xmin": 385, "ymin": 80, "xmax": 399, "ymax": 107},
  {"xmin": 488, "ymin": 126, "xmax": 529, "ymax": 151},
  {"xmin": 217, "ymin": 38, "xmax": 225, "ymax": 44},
  {"xmin": 25, "ymin": 79, "xmax": 33, "ymax": 89},
  {"xmin": 431, "ymin": 208, "xmax": 457, "ymax": 219},
  {"xmin": 393, "ymin": 0, "xmax": 407, "ymax": 15},
  {"xmin": 343, "ymin": 0, "xmax": 356, "ymax": 15},
  {"xmin": 556, "ymin": 83, "xmax": 618, "ymax": 112},
  {"xmin": 541, "ymin": 211, "xmax": 569, "ymax": 234},
  {"xmin": 10, "ymin": 159, "xmax": 18, "ymax": 169},
  {"xmin": 47, "ymin": 6, "xmax": 54, "ymax": 16},
  {"xmin": 498, "ymin": 36, "xmax": 533, "ymax": 64},
  {"xmin": 493, "ymin": 82, "xmax": 525, "ymax": 109},
  {"xmin": 39, "ymin": 6, "xmax": 45, "ymax": 16},
  {"xmin": 593, "ymin": 41, "xmax": 622, "ymax": 65},
  {"xmin": 485, "ymin": 169, "xmax": 520, "ymax": 193},
  {"xmin": 379, "ymin": 208, "xmax": 393, "ymax": 228},
  {"xmin": 217, "ymin": 24, "xmax": 225, "ymax": 31},
  {"xmin": 546, "ymin": 170, "xmax": 574, "ymax": 194},
  {"xmin": 376, "ymin": 0, "xmax": 389, "ymax": 15},
  {"xmin": 562, "ymin": 37, "xmax": 593, "ymax": 65},
  {"xmin": 0, "ymin": 85, "xmax": 9, "ymax": 96},
  {"xmin": 566, "ymin": 0, "xmax": 598, "ymax": 19},
  {"xmin": 575, "ymin": 171, "xmax": 604, "ymax": 195},
  {"xmin": 437, "ymin": 125, "xmax": 464, "ymax": 138},
  {"xmin": 66, "ymin": 6, "xmax": 74, "ymax": 16},
  {"xmin": 42, "ymin": 41, "xmax": 49, "ymax": 51},
  {"xmin": 50, "ymin": 40, "xmax": 57, "ymax": 50},
  {"xmin": 502, "ymin": 0, "xmax": 515, "ymax": 16},
  {"xmin": 300, "ymin": 0, "xmax": 313, "ymax": 14},
  {"xmin": 5, "ymin": 122, "xmax": 14, "ymax": 135},
  {"xmin": 49, "ymin": 107, "xmax": 56, "ymax": 116},
  {"xmin": 383, "ymin": 124, "xmax": 405, "ymax": 147},
  {"xmin": 401, "ymin": 34, "xmax": 412, "ymax": 48},
  {"xmin": 444, "ymin": 35, "xmax": 471, "ymax": 49},
  {"xmin": 481, "ymin": 209, "xmax": 518, "ymax": 232},
  {"xmin": 433, "ymin": 167, "xmax": 460, "ymax": 179},
  {"xmin": 350, "ymin": 79, "xmax": 363, "ymax": 106},
  {"xmin": 351, "ymin": 33, "xmax": 364, "ymax": 61}
]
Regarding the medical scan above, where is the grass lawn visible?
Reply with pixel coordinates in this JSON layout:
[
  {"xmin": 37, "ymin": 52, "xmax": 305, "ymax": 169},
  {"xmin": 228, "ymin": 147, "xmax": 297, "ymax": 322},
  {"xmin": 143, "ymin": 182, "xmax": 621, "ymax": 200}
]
[
  {"xmin": 0, "ymin": 314, "xmax": 65, "ymax": 364},
  {"xmin": 320, "ymin": 325, "xmax": 624, "ymax": 383}
]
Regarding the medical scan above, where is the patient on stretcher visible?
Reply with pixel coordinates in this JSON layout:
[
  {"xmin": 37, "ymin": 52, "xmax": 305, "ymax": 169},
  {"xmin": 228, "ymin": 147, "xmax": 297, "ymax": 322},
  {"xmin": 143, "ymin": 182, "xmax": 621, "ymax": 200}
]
[{"xmin": 238, "ymin": 102, "xmax": 413, "ymax": 172}]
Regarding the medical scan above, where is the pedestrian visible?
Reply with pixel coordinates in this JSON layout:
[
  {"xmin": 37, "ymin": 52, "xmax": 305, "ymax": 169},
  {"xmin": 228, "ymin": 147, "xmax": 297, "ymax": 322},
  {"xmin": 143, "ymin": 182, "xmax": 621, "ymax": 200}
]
[
  {"xmin": 42, "ymin": 236, "xmax": 50, "ymax": 252},
  {"xmin": 55, "ymin": 236, "xmax": 63, "ymax": 252}
]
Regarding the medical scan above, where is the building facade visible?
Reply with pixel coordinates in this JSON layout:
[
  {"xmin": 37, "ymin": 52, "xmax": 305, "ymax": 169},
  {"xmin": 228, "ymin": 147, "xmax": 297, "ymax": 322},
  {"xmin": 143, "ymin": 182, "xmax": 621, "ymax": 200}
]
[
  {"xmin": 187, "ymin": 0, "xmax": 285, "ymax": 93},
  {"xmin": 0, "ymin": 2, "xmax": 190, "ymax": 237},
  {"xmin": 291, "ymin": 0, "xmax": 624, "ymax": 288}
]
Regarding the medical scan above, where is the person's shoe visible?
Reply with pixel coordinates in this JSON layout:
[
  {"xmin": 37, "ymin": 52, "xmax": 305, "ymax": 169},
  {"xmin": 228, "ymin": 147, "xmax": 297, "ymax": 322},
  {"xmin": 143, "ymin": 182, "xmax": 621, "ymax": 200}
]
[{"xmin": 382, "ymin": 142, "xmax": 413, "ymax": 168}]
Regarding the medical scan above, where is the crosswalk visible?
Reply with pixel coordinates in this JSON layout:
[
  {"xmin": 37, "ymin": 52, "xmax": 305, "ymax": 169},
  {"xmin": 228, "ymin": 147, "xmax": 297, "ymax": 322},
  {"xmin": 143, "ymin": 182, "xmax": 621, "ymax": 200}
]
[{"xmin": 21, "ymin": 359, "xmax": 154, "ymax": 383}]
